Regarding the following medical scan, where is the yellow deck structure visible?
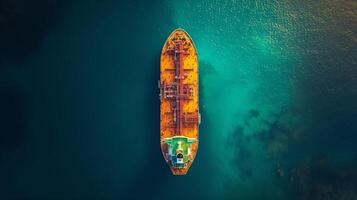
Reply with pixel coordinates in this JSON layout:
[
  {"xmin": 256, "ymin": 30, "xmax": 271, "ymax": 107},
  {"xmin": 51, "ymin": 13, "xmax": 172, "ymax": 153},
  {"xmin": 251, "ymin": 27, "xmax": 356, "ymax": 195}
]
[{"xmin": 159, "ymin": 28, "xmax": 200, "ymax": 175}]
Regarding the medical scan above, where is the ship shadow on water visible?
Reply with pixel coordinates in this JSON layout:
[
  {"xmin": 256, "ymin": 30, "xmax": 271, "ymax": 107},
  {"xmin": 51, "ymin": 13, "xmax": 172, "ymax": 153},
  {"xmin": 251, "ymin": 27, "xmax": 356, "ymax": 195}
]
[{"xmin": 123, "ymin": 53, "xmax": 171, "ymax": 199}]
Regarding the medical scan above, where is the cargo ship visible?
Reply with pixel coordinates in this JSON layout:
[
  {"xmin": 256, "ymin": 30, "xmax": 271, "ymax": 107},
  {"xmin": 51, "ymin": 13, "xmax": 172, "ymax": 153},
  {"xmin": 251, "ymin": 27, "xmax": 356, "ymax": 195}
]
[{"xmin": 159, "ymin": 28, "xmax": 200, "ymax": 175}]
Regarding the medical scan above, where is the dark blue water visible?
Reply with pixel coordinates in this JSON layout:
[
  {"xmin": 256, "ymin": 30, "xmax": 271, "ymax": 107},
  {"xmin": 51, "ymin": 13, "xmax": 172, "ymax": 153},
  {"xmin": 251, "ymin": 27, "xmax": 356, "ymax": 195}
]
[{"xmin": 0, "ymin": 0, "xmax": 356, "ymax": 199}]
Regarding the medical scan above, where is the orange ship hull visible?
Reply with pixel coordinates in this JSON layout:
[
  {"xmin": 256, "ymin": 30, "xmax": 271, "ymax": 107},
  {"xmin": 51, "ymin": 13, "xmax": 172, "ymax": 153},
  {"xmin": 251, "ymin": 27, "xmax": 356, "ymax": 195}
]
[{"xmin": 159, "ymin": 28, "xmax": 200, "ymax": 175}]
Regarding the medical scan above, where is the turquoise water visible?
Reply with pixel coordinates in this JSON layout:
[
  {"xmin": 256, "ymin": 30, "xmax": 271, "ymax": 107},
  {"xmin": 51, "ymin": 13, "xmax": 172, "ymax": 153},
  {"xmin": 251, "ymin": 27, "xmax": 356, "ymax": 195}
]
[
  {"xmin": 0, "ymin": 0, "xmax": 356, "ymax": 199},
  {"xmin": 170, "ymin": 1, "xmax": 357, "ymax": 199}
]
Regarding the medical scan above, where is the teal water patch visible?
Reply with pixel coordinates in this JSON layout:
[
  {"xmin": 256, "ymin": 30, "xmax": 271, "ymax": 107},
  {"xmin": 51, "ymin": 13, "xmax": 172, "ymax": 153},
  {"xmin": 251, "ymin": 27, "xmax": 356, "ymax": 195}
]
[{"xmin": 167, "ymin": 0, "xmax": 357, "ymax": 199}]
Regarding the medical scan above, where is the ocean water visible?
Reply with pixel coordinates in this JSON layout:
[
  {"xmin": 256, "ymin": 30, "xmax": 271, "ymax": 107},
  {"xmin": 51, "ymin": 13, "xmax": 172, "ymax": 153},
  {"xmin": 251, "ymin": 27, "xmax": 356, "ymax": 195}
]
[{"xmin": 0, "ymin": 0, "xmax": 356, "ymax": 199}]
